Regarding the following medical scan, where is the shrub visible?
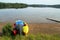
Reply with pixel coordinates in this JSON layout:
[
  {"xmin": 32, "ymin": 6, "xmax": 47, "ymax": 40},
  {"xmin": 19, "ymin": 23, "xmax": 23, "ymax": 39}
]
[{"xmin": 2, "ymin": 23, "xmax": 13, "ymax": 36}]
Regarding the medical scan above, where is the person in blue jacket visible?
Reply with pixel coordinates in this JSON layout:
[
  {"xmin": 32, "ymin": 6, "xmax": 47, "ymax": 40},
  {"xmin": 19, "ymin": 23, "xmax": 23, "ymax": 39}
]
[{"xmin": 13, "ymin": 20, "xmax": 24, "ymax": 35}]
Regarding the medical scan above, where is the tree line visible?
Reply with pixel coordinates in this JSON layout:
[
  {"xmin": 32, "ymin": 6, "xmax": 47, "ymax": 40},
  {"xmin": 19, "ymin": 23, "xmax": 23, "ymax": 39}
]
[{"xmin": 0, "ymin": 2, "xmax": 28, "ymax": 9}]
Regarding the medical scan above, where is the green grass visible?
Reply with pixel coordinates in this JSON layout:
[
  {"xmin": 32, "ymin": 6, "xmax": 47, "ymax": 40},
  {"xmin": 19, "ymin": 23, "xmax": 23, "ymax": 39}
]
[{"xmin": 0, "ymin": 33, "xmax": 60, "ymax": 40}]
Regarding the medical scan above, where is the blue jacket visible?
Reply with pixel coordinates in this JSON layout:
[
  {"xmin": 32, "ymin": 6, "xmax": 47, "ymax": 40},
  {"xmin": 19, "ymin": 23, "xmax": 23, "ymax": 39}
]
[{"xmin": 15, "ymin": 20, "xmax": 24, "ymax": 34}]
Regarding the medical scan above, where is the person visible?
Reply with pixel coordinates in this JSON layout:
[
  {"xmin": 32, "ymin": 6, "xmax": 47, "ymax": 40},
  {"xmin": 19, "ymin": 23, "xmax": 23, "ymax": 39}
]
[
  {"xmin": 22, "ymin": 22, "xmax": 29, "ymax": 36},
  {"xmin": 13, "ymin": 20, "xmax": 24, "ymax": 35},
  {"xmin": 13, "ymin": 20, "xmax": 29, "ymax": 36}
]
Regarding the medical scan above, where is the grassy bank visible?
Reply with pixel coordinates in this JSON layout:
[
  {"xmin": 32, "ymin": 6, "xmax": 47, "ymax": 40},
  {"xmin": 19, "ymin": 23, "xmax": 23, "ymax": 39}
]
[
  {"xmin": 0, "ymin": 23, "xmax": 60, "ymax": 40},
  {"xmin": 0, "ymin": 33, "xmax": 60, "ymax": 40}
]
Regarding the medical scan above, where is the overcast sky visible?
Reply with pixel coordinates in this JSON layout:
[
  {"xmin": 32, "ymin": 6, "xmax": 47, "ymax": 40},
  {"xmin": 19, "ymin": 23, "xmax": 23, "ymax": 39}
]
[{"xmin": 0, "ymin": 0, "xmax": 60, "ymax": 5}]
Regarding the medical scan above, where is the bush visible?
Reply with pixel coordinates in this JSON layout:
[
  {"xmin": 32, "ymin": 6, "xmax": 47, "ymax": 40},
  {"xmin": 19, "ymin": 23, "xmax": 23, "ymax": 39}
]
[{"xmin": 2, "ymin": 23, "xmax": 13, "ymax": 36}]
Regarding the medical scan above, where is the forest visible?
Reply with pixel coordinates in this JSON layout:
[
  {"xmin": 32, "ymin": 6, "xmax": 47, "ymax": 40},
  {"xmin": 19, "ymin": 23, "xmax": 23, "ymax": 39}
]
[{"xmin": 0, "ymin": 2, "xmax": 28, "ymax": 9}]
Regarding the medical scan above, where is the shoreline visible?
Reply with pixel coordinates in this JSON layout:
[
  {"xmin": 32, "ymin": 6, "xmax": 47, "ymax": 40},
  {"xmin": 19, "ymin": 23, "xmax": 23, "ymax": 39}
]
[{"xmin": 0, "ymin": 22, "xmax": 60, "ymax": 34}]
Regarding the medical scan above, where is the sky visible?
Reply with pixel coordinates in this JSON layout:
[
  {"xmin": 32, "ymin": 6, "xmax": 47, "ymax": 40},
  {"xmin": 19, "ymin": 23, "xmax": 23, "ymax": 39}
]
[{"xmin": 0, "ymin": 0, "xmax": 60, "ymax": 5}]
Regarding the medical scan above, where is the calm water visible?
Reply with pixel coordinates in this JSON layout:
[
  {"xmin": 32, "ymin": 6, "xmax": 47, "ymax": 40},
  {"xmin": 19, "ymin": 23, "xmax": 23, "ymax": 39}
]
[{"xmin": 0, "ymin": 7, "xmax": 60, "ymax": 23}]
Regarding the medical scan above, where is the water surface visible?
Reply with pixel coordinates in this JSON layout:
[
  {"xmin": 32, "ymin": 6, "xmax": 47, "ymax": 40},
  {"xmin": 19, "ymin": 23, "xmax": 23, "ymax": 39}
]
[{"xmin": 0, "ymin": 7, "xmax": 60, "ymax": 23}]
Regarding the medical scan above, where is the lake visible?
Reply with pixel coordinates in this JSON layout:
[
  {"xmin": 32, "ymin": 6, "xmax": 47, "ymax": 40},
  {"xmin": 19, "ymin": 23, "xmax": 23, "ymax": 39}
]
[{"xmin": 0, "ymin": 7, "xmax": 60, "ymax": 23}]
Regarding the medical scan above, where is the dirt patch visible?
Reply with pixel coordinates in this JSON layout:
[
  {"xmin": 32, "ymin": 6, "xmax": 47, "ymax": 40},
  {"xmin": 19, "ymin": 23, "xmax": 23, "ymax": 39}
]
[{"xmin": 29, "ymin": 23, "xmax": 60, "ymax": 34}]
